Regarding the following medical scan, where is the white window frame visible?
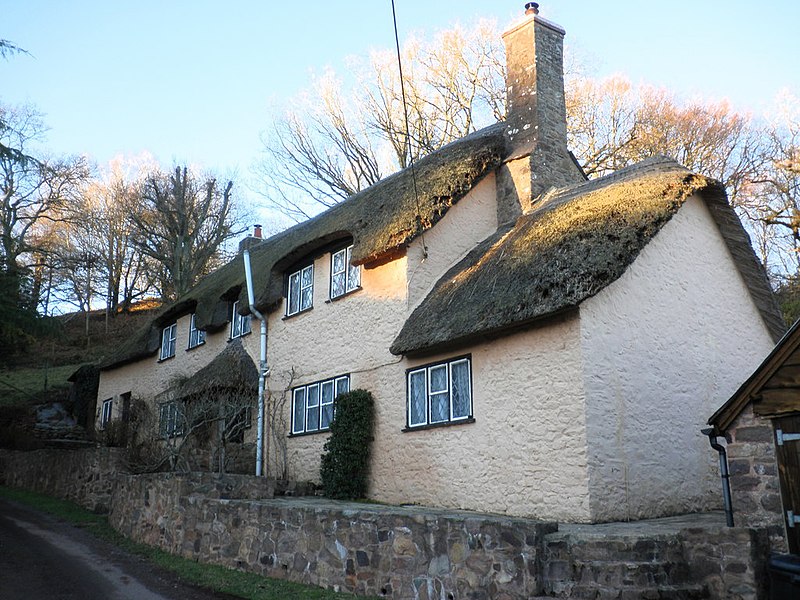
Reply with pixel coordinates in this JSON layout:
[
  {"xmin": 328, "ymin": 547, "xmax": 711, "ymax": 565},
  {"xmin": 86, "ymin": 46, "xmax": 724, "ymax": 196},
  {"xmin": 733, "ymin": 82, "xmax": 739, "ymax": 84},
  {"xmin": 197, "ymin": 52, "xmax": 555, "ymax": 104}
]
[
  {"xmin": 160, "ymin": 323, "xmax": 177, "ymax": 360},
  {"xmin": 100, "ymin": 398, "xmax": 113, "ymax": 429},
  {"xmin": 407, "ymin": 356, "xmax": 472, "ymax": 429},
  {"xmin": 291, "ymin": 374, "xmax": 350, "ymax": 434},
  {"xmin": 188, "ymin": 313, "xmax": 206, "ymax": 349},
  {"xmin": 287, "ymin": 264, "xmax": 314, "ymax": 316},
  {"xmin": 159, "ymin": 400, "xmax": 185, "ymax": 438},
  {"xmin": 330, "ymin": 245, "xmax": 361, "ymax": 299},
  {"xmin": 230, "ymin": 300, "xmax": 251, "ymax": 339}
]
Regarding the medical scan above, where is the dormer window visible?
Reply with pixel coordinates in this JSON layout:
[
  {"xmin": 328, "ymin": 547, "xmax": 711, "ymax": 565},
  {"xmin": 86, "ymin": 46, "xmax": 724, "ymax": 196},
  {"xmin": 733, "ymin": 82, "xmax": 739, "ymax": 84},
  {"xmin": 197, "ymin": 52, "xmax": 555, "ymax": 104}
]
[
  {"xmin": 188, "ymin": 314, "xmax": 206, "ymax": 349},
  {"xmin": 330, "ymin": 245, "xmax": 360, "ymax": 299},
  {"xmin": 230, "ymin": 301, "xmax": 251, "ymax": 338},
  {"xmin": 287, "ymin": 264, "xmax": 313, "ymax": 316},
  {"xmin": 160, "ymin": 323, "xmax": 177, "ymax": 360}
]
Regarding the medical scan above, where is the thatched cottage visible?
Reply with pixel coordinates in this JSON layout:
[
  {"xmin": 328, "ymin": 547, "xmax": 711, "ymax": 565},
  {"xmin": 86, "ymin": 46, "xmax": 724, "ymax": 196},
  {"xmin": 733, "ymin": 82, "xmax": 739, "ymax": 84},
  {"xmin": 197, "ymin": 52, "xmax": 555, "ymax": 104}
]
[{"xmin": 95, "ymin": 6, "xmax": 784, "ymax": 523}]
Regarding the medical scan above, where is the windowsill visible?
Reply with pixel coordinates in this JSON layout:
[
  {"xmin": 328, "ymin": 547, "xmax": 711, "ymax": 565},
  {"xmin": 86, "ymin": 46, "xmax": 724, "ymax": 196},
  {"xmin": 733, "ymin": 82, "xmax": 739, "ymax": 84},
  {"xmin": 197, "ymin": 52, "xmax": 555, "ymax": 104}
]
[
  {"xmin": 186, "ymin": 343, "xmax": 205, "ymax": 352},
  {"xmin": 326, "ymin": 286, "xmax": 362, "ymax": 303},
  {"xmin": 228, "ymin": 331, "xmax": 252, "ymax": 342},
  {"xmin": 402, "ymin": 417, "xmax": 475, "ymax": 433},
  {"xmin": 288, "ymin": 428, "xmax": 331, "ymax": 438},
  {"xmin": 157, "ymin": 355, "xmax": 176, "ymax": 363},
  {"xmin": 282, "ymin": 307, "xmax": 313, "ymax": 321}
]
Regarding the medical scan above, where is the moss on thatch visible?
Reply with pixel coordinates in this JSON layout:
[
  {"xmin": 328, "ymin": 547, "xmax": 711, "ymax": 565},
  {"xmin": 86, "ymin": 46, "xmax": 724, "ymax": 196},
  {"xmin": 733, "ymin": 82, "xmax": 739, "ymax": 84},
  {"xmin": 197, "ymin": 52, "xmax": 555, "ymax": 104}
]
[
  {"xmin": 101, "ymin": 123, "xmax": 507, "ymax": 369},
  {"xmin": 391, "ymin": 156, "xmax": 784, "ymax": 356}
]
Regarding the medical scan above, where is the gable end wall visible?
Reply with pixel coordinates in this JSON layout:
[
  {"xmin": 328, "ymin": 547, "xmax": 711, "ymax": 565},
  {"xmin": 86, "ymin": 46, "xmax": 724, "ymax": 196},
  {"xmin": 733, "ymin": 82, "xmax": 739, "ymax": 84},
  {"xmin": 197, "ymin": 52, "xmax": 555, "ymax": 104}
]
[{"xmin": 579, "ymin": 195, "xmax": 776, "ymax": 522}]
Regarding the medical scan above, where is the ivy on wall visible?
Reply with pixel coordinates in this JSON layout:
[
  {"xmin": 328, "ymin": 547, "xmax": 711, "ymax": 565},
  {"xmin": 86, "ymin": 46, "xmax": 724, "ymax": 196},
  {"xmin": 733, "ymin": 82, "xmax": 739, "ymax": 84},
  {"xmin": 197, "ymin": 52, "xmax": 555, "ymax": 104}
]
[{"xmin": 319, "ymin": 389, "xmax": 375, "ymax": 500}]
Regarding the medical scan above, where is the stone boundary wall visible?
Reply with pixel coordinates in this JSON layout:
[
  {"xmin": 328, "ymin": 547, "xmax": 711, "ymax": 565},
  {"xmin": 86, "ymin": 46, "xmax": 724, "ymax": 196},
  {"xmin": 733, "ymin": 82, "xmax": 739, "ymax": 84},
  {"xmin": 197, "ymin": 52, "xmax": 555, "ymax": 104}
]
[
  {"xmin": 0, "ymin": 447, "xmax": 125, "ymax": 512},
  {"xmin": 110, "ymin": 473, "xmax": 558, "ymax": 599},
  {"xmin": 0, "ymin": 448, "xmax": 777, "ymax": 599}
]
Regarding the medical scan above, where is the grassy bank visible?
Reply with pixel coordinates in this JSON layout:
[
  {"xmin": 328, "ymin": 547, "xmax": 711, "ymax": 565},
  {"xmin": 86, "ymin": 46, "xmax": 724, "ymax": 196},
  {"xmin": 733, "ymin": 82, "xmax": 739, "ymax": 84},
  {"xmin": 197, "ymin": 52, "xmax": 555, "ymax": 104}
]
[
  {"xmin": 0, "ymin": 486, "xmax": 375, "ymax": 600},
  {"xmin": 0, "ymin": 364, "xmax": 78, "ymax": 407}
]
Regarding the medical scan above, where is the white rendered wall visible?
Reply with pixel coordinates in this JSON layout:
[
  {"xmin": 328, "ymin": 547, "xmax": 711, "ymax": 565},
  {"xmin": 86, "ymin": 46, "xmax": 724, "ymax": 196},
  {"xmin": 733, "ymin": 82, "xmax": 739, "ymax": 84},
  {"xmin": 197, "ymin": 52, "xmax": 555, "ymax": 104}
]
[
  {"xmin": 579, "ymin": 195, "xmax": 776, "ymax": 522},
  {"xmin": 405, "ymin": 173, "xmax": 498, "ymax": 309},
  {"xmin": 367, "ymin": 314, "xmax": 591, "ymax": 522},
  {"xmin": 261, "ymin": 175, "xmax": 500, "ymax": 484}
]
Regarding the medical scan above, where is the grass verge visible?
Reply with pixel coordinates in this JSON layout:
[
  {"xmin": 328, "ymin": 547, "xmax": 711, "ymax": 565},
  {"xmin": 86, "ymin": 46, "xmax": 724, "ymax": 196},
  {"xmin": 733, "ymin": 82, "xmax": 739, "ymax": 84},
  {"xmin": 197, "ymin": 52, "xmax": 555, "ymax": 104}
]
[{"xmin": 0, "ymin": 486, "xmax": 376, "ymax": 600}]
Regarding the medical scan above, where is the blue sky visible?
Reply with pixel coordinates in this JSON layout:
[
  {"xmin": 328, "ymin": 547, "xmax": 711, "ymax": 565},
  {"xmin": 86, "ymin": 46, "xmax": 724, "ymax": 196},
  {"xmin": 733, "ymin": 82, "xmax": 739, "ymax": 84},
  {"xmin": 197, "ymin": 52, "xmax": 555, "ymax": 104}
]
[{"xmin": 3, "ymin": 1, "xmax": 799, "ymax": 221}]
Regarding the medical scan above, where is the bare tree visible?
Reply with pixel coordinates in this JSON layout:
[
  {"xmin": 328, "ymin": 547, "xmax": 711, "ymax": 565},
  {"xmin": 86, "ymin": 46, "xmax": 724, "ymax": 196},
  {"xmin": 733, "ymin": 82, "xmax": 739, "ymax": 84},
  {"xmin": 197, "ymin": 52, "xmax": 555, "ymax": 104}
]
[
  {"xmin": 0, "ymin": 103, "xmax": 88, "ymax": 308},
  {"xmin": 748, "ymin": 92, "xmax": 800, "ymax": 278},
  {"xmin": 255, "ymin": 20, "xmax": 505, "ymax": 220},
  {"xmin": 122, "ymin": 384, "xmax": 257, "ymax": 475},
  {"xmin": 131, "ymin": 166, "xmax": 241, "ymax": 300}
]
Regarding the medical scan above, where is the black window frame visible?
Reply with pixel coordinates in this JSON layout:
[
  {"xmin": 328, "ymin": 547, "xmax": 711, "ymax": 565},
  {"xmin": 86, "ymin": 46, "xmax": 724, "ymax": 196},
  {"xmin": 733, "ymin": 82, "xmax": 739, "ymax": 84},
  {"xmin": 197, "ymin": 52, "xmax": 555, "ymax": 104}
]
[
  {"xmin": 159, "ymin": 322, "xmax": 178, "ymax": 361},
  {"xmin": 290, "ymin": 374, "xmax": 351, "ymax": 435},
  {"xmin": 230, "ymin": 300, "xmax": 252, "ymax": 339},
  {"xmin": 405, "ymin": 355, "xmax": 474, "ymax": 431},
  {"xmin": 188, "ymin": 313, "xmax": 206, "ymax": 349},
  {"xmin": 329, "ymin": 244, "xmax": 361, "ymax": 300}
]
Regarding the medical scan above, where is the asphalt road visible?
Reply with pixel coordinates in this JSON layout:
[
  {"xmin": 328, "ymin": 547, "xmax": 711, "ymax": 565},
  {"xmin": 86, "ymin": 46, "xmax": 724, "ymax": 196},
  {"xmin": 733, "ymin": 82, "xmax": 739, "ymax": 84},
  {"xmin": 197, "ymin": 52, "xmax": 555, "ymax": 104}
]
[{"xmin": 0, "ymin": 498, "xmax": 238, "ymax": 600}]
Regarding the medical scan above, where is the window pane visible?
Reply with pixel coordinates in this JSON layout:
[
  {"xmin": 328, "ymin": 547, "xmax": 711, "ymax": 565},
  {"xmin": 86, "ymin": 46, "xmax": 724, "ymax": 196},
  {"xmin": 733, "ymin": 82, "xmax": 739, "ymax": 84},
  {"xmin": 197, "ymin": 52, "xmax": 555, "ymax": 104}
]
[
  {"xmin": 332, "ymin": 249, "xmax": 345, "ymax": 274},
  {"xmin": 321, "ymin": 381, "xmax": 334, "ymax": 429},
  {"xmin": 409, "ymin": 370, "xmax": 427, "ymax": 426},
  {"xmin": 430, "ymin": 391, "xmax": 449, "ymax": 422},
  {"xmin": 242, "ymin": 315, "xmax": 251, "ymax": 335},
  {"xmin": 331, "ymin": 272, "xmax": 345, "ymax": 298},
  {"xmin": 429, "ymin": 365, "xmax": 448, "ymax": 393},
  {"xmin": 306, "ymin": 384, "xmax": 320, "ymax": 431},
  {"xmin": 451, "ymin": 360, "xmax": 471, "ymax": 419},
  {"xmin": 321, "ymin": 403, "xmax": 334, "ymax": 429},
  {"xmin": 288, "ymin": 272, "xmax": 300, "ymax": 314},
  {"xmin": 301, "ymin": 265, "xmax": 313, "ymax": 287},
  {"xmin": 347, "ymin": 263, "xmax": 360, "ymax": 291},
  {"xmin": 335, "ymin": 376, "xmax": 349, "ymax": 397},
  {"xmin": 292, "ymin": 389, "xmax": 306, "ymax": 433},
  {"xmin": 300, "ymin": 287, "xmax": 313, "ymax": 311}
]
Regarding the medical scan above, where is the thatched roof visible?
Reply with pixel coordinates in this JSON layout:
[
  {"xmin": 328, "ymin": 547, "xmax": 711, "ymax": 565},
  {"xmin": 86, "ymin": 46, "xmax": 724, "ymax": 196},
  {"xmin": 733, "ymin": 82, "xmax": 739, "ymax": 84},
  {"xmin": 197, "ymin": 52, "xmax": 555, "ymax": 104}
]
[
  {"xmin": 174, "ymin": 338, "xmax": 258, "ymax": 398},
  {"xmin": 390, "ymin": 157, "xmax": 785, "ymax": 356},
  {"xmin": 100, "ymin": 123, "xmax": 507, "ymax": 370}
]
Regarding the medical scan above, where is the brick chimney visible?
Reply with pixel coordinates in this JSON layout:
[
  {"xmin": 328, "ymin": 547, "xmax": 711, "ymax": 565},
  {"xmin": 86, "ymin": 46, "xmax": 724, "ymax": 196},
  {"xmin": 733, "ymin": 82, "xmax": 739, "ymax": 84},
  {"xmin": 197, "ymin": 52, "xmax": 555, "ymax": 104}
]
[
  {"xmin": 496, "ymin": 3, "xmax": 584, "ymax": 223},
  {"xmin": 238, "ymin": 224, "xmax": 266, "ymax": 253}
]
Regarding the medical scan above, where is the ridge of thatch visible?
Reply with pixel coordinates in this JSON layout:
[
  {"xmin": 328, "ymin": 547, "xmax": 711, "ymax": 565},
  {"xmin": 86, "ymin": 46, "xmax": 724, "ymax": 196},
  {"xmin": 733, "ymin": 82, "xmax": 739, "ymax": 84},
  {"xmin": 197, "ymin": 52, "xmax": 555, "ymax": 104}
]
[
  {"xmin": 390, "ymin": 156, "xmax": 784, "ymax": 356},
  {"xmin": 100, "ymin": 123, "xmax": 507, "ymax": 370},
  {"xmin": 174, "ymin": 338, "xmax": 258, "ymax": 398}
]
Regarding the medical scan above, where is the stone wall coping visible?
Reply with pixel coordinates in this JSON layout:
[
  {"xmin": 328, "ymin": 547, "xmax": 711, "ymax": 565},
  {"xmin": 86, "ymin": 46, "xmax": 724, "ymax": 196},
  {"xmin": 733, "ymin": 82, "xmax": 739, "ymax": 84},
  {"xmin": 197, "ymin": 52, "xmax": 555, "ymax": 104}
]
[{"xmin": 547, "ymin": 511, "xmax": 728, "ymax": 540}]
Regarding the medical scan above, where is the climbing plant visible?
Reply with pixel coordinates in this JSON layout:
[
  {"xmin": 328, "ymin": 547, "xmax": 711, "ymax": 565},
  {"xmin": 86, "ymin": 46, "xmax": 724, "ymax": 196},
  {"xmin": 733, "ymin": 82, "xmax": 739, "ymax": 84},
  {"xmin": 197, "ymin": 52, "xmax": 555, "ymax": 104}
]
[{"xmin": 319, "ymin": 389, "xmax": 375, "ymax": 500}]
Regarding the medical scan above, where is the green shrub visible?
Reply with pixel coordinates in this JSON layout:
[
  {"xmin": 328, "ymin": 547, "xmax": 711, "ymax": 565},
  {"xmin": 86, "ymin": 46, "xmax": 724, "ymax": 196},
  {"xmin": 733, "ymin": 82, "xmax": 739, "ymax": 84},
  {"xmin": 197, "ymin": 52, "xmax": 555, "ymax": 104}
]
[{"xmin": 319, "ymin": 389, "xmax": 375, "ymax": 500}]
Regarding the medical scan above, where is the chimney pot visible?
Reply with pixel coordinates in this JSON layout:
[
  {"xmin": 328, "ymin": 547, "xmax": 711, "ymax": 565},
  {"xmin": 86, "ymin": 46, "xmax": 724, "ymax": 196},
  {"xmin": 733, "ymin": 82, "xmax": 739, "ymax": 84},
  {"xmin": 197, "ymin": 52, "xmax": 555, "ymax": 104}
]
[
  {"xmin": 254, "ymin": 224, "xmax": 262, "ymax": 239},
  {"xmin": 525, "ymin": 2, "xmax": 539, "ymax": 15}
]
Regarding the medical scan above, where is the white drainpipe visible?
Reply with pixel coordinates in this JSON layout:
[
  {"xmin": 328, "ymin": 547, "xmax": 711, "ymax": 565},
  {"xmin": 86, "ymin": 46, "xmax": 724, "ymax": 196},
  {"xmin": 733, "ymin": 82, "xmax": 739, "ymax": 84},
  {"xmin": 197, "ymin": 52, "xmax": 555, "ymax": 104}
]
[{"xmin": 243, "ymin": 248, "xmax": 268, "ymax": 477}]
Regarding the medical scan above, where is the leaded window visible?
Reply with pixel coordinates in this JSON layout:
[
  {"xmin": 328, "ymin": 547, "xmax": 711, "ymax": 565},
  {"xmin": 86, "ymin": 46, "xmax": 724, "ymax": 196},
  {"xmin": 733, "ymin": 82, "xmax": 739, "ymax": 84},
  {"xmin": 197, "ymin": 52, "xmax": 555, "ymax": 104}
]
[
  {"xmin": 291, "ymin": 375, "xmax": 350, "ymax": 434},
  {"xmin": 188, "ymin": 313, "xmax": 206, "ymax": 348},
  {"xmin": 287, "ymin": 264, "xmax": 314, "ymax": 316},
  {"xmin": 407, "ymin": 357, "xmax": 472, "ymax": 429},
  {"xmin": 230, "ymin": 301, "xmax": 251, "ymax": 338},
  {"xmin": 330, "ymin": 245, "xmax": 361, "ymax": 299},
  {"xmin": 160, "ymin": 323, "xmax": 177, "ymax": 360}
]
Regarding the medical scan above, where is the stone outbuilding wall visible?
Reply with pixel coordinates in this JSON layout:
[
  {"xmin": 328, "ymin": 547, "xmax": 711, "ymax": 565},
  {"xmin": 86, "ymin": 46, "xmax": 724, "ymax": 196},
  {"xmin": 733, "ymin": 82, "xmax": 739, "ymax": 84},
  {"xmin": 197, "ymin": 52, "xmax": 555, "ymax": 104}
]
[{"xmin": 723, "ymin": 405, "xmax": 787, "ymax": 552}]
